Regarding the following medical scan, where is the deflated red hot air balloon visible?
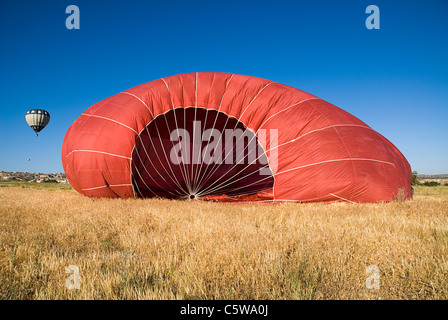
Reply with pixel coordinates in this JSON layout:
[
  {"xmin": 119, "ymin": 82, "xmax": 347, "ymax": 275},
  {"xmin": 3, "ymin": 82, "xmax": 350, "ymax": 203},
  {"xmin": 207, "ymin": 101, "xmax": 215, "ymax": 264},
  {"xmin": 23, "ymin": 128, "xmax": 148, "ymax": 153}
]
[{"xmin": 61, "ymin": 72, "xmax": 412, "ymax": 203}]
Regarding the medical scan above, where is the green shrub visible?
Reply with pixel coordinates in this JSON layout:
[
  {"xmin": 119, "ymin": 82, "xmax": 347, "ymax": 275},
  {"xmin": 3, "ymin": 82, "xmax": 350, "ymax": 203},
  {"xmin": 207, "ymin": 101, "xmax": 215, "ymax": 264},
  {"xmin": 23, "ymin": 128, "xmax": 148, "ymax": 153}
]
[
  {"xmin": 41, "ymin": 179, "xmax": 59, "ymax": 183},
  {"xmin": 422, "ymin": 181, "xmax": 440, "ymax": 187},
  {"xmin": 411, "ymin": 171, "xmax": 419, "ymax": 185}
]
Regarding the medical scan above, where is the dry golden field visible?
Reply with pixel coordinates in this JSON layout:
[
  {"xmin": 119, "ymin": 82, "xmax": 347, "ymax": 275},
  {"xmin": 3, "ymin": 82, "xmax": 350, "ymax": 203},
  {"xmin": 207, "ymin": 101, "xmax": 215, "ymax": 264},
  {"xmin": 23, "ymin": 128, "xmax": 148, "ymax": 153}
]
[{"xmin": 1, "ymin": 182, "xmax": 447, "ymax": 300}]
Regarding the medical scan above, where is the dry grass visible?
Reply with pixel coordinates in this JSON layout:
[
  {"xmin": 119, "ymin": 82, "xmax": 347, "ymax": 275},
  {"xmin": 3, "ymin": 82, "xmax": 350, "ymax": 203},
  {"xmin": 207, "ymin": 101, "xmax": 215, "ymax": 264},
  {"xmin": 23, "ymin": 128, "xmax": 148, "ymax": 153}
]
[{"xmin": 0, "ymin": 182, "xmax": 447, "ymax": 300}]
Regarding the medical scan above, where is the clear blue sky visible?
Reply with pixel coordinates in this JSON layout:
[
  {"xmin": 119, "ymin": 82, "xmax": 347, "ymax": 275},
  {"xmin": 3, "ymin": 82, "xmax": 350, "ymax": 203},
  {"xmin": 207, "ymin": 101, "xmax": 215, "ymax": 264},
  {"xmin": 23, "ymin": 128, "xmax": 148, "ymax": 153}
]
[{"xmin": 1, "ymin": 0, "xmax": 447, "ymax": 174}]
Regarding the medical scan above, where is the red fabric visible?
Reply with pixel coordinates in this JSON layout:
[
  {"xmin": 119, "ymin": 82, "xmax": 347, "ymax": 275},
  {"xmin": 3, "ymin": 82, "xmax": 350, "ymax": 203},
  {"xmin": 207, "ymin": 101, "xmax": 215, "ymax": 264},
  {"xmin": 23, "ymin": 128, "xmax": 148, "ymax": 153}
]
[{"xmin": 61, "ymin": 72, "xmax": 412, "ymax": 202}]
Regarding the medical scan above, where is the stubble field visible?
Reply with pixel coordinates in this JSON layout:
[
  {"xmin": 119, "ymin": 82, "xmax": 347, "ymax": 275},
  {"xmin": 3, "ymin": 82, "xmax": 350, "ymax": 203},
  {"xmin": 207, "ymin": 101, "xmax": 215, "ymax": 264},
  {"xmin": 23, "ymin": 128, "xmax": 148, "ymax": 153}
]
[{"xmin": 0, "ymin": 182, "xmax": 447, "ymax": 299}]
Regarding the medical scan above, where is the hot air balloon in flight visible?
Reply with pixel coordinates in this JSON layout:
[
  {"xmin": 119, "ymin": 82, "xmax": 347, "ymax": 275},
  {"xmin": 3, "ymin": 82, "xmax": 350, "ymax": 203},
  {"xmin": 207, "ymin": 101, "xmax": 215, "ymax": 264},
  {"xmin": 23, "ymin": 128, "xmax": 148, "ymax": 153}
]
[
  {"xmin": 26, "ymin": 109, "xmax": 50, "ymax": 136},
  {"xmin": 62, "ymin": 72, "xmax": 412, "ymax": 203}
]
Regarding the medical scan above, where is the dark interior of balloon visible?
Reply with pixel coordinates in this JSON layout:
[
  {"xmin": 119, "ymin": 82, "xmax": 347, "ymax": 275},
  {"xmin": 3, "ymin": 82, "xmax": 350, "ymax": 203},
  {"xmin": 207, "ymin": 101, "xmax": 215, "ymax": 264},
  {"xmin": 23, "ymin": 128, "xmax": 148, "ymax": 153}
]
[{"xmin": 131, "ymin": 108, "xmax": 274, "ymax": 201}]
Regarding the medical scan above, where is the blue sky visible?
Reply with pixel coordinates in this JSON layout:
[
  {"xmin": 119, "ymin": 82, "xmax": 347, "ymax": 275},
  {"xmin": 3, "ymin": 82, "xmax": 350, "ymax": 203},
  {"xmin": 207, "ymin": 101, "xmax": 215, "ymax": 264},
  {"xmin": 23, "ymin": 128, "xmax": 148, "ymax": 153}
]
[{"xmin": 0, "ymin": 0, "xmax": 447, "ymax": 174}]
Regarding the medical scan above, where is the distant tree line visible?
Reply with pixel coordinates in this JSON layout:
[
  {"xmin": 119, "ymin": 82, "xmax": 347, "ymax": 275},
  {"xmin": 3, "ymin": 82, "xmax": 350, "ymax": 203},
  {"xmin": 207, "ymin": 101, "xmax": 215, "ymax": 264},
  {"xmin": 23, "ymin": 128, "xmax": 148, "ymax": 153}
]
[{"xmin": 412, "ymin": 171, "xmax": 448, "ymax": 186}]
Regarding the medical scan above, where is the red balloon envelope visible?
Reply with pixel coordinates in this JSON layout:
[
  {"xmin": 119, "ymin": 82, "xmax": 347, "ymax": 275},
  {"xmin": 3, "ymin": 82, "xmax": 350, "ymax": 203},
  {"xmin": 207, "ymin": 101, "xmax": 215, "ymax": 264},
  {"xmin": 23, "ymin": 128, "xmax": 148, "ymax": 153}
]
[{"xmin": 62, "ymin": 72, "xmax": 412, "ymax": 203}]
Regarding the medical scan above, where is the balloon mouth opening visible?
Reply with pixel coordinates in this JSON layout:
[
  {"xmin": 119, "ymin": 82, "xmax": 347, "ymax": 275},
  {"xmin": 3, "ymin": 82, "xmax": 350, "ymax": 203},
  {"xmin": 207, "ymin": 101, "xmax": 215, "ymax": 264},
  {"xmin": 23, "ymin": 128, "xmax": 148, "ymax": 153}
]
[{"xmin": 131, "ymin": 107, "xmax": 275, "ymax": 202}]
